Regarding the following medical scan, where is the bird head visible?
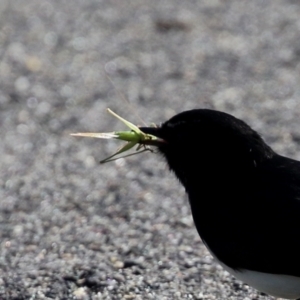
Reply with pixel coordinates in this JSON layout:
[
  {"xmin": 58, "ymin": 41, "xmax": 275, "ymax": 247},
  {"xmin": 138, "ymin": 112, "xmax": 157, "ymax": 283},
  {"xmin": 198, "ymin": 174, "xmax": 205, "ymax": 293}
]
[{"xmin": 139, "ymin": 109, "xmax": 274, "ymax": 188}]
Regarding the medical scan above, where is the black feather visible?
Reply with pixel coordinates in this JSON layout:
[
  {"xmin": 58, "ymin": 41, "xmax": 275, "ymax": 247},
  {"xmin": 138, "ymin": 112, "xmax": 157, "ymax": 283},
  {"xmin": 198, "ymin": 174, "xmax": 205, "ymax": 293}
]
[{"xmin": 141, "ymin": 109, "xmax": 300, "ymax": 277}]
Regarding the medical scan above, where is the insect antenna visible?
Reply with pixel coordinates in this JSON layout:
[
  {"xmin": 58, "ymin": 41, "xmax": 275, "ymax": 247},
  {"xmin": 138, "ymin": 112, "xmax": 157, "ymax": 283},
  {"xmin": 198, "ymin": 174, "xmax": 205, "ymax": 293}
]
[{"xmin": 105, "ymin": 74, "xmax": 147, "ymax": 126}]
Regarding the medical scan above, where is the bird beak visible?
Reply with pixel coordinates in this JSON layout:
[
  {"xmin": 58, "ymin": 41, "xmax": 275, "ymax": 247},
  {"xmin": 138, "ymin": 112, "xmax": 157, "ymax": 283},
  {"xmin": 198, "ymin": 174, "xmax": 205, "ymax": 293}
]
[{"xmin": 71, "ymin": 109, "xmax": 165, "ymax": 163}]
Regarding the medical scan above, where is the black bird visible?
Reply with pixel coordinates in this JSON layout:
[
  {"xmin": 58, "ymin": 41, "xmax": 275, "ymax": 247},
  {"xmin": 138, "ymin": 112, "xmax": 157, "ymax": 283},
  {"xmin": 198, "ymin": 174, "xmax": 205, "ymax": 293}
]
[{"xmin": 138, "ymin": 109, "xmax": 300, "ymax": 299}]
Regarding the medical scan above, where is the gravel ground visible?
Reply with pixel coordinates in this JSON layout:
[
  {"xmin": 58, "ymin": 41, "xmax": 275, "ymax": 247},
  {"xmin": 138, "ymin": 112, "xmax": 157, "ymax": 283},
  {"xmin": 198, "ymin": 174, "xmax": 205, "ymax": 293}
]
[{"xmin": 1, "ymin": 0, "xmax": 300, "ymax": 299}]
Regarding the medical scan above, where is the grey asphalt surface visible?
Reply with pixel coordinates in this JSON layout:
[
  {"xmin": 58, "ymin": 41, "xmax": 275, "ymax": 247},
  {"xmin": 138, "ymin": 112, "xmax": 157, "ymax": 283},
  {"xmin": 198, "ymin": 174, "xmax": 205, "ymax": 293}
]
[{"xmin": 1, "ymin": 0, "xmax": 300, "ymax": 299}]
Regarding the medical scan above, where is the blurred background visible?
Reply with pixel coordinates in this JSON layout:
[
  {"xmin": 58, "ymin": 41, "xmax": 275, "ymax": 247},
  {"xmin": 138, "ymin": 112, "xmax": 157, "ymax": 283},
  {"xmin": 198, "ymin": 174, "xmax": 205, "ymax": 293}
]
[{"xmin": 1, "ymin": 0, "xmax": 300, "ymax": 299}]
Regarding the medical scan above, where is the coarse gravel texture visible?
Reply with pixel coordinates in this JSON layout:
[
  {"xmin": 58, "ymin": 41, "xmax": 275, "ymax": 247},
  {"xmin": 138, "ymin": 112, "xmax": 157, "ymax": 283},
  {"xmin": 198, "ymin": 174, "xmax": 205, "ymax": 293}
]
[{"xmin": 1, "ymin": 0, "xmax": 300, "ymax": 299}]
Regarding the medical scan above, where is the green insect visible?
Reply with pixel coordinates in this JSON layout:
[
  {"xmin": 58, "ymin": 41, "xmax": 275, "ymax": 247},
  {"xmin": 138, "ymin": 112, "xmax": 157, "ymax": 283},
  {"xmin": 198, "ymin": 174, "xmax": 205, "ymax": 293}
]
[{"xmin": 71, "ymin": 109, "xmax": 163, "ymax": 163}]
